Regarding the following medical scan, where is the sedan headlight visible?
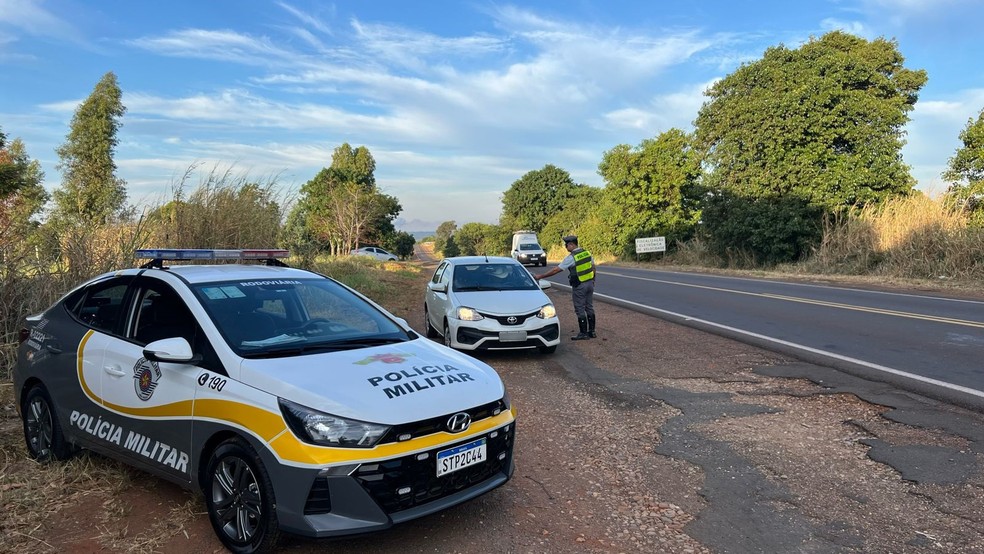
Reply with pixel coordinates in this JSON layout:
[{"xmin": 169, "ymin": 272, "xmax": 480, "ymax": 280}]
[
  {"xmin": 456, "ymin": 306, "xmax": 484, "ymax": 321},
  {"xmin": 537, "ymin": 303, "xmax": 556, "ymax": 319},
  {"xmin": 280, "ymin": 398, "xmax": 389, "ymax": 448}
]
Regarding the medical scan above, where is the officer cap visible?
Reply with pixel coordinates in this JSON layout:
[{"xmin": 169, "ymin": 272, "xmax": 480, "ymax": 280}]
[{"xmin": 562, "ymin": 235, "xmax": 578, "ymax": 245}]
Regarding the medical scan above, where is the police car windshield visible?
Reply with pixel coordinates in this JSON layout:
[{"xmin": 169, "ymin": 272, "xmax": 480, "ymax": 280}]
[
  {"xmin": 452, "ymin": 263, "xmax": 538, "ymax": 292},
  {"xmin": 191, "ymin": 278, "xmax": 409, "ymax": 356}
]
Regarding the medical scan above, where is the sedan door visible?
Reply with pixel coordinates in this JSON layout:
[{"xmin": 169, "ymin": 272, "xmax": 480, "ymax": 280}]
[
  {"xmin": 96, "ymin": 277, "xmax": 205, "ymax": 483},
  {"xmin": 425, "ymin": 262, "xmax": 452, "ymax": 333}
]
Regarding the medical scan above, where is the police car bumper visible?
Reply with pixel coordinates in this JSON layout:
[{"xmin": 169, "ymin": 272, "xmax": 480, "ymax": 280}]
[
  {"xmin": 273, "ymin": 422, "xmax": 516, "ymax": 538},
  {"xmin": 449, "ymin": 317, "xmax": 560, "ymax": 351}
]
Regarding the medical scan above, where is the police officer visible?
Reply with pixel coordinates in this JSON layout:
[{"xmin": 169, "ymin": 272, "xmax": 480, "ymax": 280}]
[{"xmin": 535, "ymin": 235, "xmax": 596, "ymax": 340}]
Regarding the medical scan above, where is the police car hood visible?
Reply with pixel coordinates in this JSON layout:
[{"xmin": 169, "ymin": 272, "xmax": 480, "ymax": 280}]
[
  {"xmin": 238, "ymin": 338, "xmax": 504, "ymax": 425},
  {"xmin": 451, "ymin": 289, "xmax": 550, "ymax": 314}
]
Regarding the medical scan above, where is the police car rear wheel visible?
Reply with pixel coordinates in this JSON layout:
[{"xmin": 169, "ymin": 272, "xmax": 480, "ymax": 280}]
[
  {"xmin": 23, "ymin": 385, "xmax": 74, "ymax": 462},
  {"xmin": 205, "ymin": 438, "xmax": 281, "ymax": 553}
]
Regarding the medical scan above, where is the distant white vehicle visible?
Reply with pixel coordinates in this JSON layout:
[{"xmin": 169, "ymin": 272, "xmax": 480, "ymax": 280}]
[
  {"xmin": 351, "ymin": 246, "xmax": 398, "ymax": 261},
  {"xmin": 511, "ymin": 230, "xmax": 546, "ymax": 267}
]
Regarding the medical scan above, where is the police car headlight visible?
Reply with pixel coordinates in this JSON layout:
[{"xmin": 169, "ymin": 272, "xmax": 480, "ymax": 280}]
[
  {"xmin": 280, "ymin": 399, "xmax": 389, "ymax": 448},
  {"xmin": 537, "ymin": 304, "xmax": 556, "ymax": 319},
  {"xmin": 456, "ymin": 306, "xmax": 484, "ymax": 321}
]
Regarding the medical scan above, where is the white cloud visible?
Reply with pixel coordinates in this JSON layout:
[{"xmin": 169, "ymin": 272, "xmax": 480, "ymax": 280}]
[
  {"xmin": 819, "ymin": 18, "xmax": 870, "ymax": 37},
  {"xmin": 128, "ymin": 29, "xmax": 299, "ymax": 66},
  {"xmin": 0, "ymin": 0, "xmax": 74, "ymax": 37},
  {"xmin": 277, "ymin": 2, "xmax": 334, "ymax": 36}
]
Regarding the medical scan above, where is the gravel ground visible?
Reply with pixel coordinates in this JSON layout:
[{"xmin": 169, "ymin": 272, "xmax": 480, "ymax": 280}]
[{"xmin": 2, "ymin": 258, "xmax": 983, "ymax": 553}]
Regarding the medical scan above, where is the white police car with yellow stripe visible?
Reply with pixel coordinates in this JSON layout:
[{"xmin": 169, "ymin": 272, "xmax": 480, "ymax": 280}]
[{"xmin": 14, "ymin": 249, "xmax": 515, "ymax": 553}]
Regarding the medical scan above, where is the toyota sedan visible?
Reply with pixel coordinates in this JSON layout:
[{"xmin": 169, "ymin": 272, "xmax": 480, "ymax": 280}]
[{"xmin": 423, "ymin": 256, "xmax": 559, "ymax": 354}]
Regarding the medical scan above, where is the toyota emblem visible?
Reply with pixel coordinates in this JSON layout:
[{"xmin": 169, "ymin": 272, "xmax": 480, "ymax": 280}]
[
  {"xmin": 506, "ymin": 316, "xmax": 518, "ymax": 324},
  {"xmin": 446, "ymin": 412, "xmax": 471, "ymax": 433}
]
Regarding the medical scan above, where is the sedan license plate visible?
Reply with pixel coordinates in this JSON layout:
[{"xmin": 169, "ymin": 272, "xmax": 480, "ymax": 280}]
[
  {"xmin": 499, "ymin": 330, "xmax": 527, "ymax": 342},
  {"xmin": 436, "ymin": 438, "xmax": 487, "ymax": 477}
]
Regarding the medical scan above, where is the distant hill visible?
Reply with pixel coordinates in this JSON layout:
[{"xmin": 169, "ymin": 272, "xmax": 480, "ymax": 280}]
[{"xmin": 410, "ymin": 231, "xmax": 435, "ymax": 241}]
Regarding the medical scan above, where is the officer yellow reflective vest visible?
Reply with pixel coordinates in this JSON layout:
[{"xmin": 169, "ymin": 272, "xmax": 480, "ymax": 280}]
[{"xmin": 567, "ymin": 248, "xmax": 595, "ymax": 287}]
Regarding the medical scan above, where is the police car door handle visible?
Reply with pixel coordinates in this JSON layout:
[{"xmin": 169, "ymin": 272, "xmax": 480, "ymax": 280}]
[
  {"xmin": 44, "ymin": 344, "xmax": 63, "ymax": 354},
  {"xmin": 104, "ymin": 365, "xmax": 127, "ymax": 377}
]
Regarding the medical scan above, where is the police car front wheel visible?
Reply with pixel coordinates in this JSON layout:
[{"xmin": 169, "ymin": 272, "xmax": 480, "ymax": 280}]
[
  {"xmin": 205, "ymin": 437, "xmax": 281, "ymax": 553},
  {"xmin": 23, "ymin": 385, "xmax": 75, "ymax": 462}
]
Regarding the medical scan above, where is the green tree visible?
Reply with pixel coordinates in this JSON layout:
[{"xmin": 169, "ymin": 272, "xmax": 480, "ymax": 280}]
[
  {"xmin": 442, "ymin": 234, "xmax": 461, "ymax": 257},
  {"xmin": 455, "ymin": 222, "xmax": 508, "ymax": 256},
  {"xmin": 434, "ymin": 220, "xmax": 457, "ymax": 254},
  {"xmin": 694, "ymin": 31, "xmax": 926, "ymax": 263},
  {"xmin": 384, "ymin": 230, "xmax": 416, "ymax": 259},
  {"xmin": 598, "ymin": 129, "xmax": 702, "ymax": 255},
  {"xmin": 1, "ymin": 128, "xmax": 49, "ymax": 265},
  {"xmin": 541, "ymin": 186, "xmax": 606, "ymax": 249},
  {"xmin": 501, "ymin": 164, "xmax": 579, "ymax": 232},
  {"xmin": 296, "ymin": 144, "xmax": 402, "ymax": 255},
  {"xmin": 51, "ymin": 71, "xmax": 128, "ymax": 226},
  {"xmin": 942, "ymin": 108, "xmax": 984, "ymax": 226}
]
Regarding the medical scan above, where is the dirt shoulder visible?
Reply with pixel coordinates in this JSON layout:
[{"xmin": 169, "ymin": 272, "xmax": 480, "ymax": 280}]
[{"xmin": 1, "ymin": 258, "xmax": 982, "ymax": 553}]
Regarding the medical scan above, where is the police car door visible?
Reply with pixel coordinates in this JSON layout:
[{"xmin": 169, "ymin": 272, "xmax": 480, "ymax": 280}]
[{"xmin": 97, "ymin": 276, "xmax": 202, "ymax": 483}]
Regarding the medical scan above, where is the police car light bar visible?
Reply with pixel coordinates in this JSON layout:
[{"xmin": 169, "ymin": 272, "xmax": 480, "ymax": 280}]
[{"xmin": 135, "ymin": 249, "xmax": 290, "ymax": 261}]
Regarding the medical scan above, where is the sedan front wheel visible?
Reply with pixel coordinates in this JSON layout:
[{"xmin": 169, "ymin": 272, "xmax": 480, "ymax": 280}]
[
  {"xmin": 443, "ymin": 321, "xmax": 454, "ymax": 350},
  {"xmin": 204, "ymin": 438, "xmax": 281, "ymax": 553}
]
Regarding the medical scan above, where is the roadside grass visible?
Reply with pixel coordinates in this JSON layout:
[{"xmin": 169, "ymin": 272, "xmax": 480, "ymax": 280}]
[{"xmin": 0, "ymin": 257, "xmax": 424, "ymax": 553}]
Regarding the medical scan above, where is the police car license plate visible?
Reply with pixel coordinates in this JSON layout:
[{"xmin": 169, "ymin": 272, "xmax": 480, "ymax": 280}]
[
  {"xmin": 436, "ymin": 438, "xmax": 486, "ymax": 477},
  {"xmin": 499, "ymin": 330, "xmax": 527, "ymax": 342}
]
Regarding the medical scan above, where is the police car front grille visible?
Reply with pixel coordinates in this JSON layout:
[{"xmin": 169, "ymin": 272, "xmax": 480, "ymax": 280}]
[
  {"xmin": 378, "ymin": 399, "xmax": 507, "ymax": 444},
  {"xmin": 477, "ymin": 311, "xmax": 538, "ymax": 325},
  {"xmin": 353, "ymin": 425, "xmax": 514, "ymax": 514}
]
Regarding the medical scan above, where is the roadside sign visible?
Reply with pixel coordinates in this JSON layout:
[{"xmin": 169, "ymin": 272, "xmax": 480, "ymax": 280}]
[{"xmin": 635, "ymin": 236, "xmax": 666, "ymax": 254}]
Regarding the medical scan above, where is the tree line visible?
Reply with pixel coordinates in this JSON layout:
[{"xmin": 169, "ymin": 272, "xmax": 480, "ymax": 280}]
[
  {"xmin": 2, "ymin": 31, "xmax": 983, "ymax": 276},
  {"xmin": 434, "ymin": 32, "xmax": 983, "ymax": 269}
]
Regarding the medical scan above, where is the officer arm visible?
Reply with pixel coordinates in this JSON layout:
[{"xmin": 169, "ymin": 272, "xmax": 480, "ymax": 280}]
[{"xmin": 535, "ymin": 266, "xmax": 562, "ymax": 280}]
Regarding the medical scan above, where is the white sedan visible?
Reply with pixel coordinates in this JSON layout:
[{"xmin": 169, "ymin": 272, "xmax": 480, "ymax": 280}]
[
  {"xmin": 351, "ymin": 246, "xmax": 398, "ymax": 261},
  {"xmin": 423, "ymin": 256, "xmax": 560, "ymax": 354}
]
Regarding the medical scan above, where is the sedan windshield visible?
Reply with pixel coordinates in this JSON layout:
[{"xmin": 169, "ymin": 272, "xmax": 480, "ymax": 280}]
[
  {"xmin": 191, "ymin": 278, "xmax": 409, "ymax": 357},
  {"xmin": 452, "ymin": 263, "xmax": 538, "ymax": 292}
]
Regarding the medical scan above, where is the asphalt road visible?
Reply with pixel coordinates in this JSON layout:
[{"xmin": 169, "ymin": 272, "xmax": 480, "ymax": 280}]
[{"xmin": 538, "ymin": 264, "xmax": 984, "ymax": 411}]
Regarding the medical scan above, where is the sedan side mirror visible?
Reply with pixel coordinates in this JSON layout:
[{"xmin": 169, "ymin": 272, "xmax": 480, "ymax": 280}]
[
  {"xmin": 143, "ymin": 337, "xmax": 201, "ymax": 364},
  {"xmin": 427, "ymin": 282, "xmax": 448, "ymax": 293},
  {"xmin": 538, "ymin": 280, "xmax": 552, "ymax": 290}
]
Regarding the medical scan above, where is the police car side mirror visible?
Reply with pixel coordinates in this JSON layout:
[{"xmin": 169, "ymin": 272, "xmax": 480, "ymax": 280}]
[
  {"xmin": 427, "ymin": 282, "xmax": 448, "ymax": 293},
  {"xmin": 143, "ymin": 337, "xmax": 202, "ymax": 365},
  {"xmin": 538, "ymin": 280, "xmax": 552, "ymax": 290}
]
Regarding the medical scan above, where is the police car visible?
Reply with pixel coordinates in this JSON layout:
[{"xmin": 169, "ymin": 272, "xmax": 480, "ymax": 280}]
[{"xmin": 14, "ymin": 249, "xmax": 515, "ymax": 553}]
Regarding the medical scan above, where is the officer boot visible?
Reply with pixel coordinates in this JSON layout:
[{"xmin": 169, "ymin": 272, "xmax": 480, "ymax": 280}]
[
  {"xmin": 587, "ymin": 314, "xmax": 596, "ymax": 338},
  {"xmin": 571, "ymin": 317, "xmax": 590, "ymax": 340}
]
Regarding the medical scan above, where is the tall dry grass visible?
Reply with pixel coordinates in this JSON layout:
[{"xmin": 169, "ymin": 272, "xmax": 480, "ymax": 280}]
[
  {"xmin": 0, "ymin": 167, "xmax": 290, "ymax": 381},
  {"xmin": 805, "ymin": 194, "xmax": 984, "ymax": 280},
  {"xmin": 146, "ymin": 165, "xmax": 287, "ymax": 249}
]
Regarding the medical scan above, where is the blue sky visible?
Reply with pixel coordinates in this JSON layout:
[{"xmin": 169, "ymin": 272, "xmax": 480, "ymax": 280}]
[{"xmin": 2, "ymin": 0, "xmax": 983, "ymax": 232}]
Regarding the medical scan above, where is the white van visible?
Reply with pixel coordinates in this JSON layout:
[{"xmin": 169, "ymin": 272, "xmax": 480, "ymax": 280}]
[{"xmin": 511, "ymin": 231, "xmax": 546, "ymax": 267}]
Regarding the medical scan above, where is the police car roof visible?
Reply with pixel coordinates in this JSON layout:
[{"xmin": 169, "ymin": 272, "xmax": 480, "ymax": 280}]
[{"xmin": 158, "ymin": 264, "xmax": 314, "ymax": 284}]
